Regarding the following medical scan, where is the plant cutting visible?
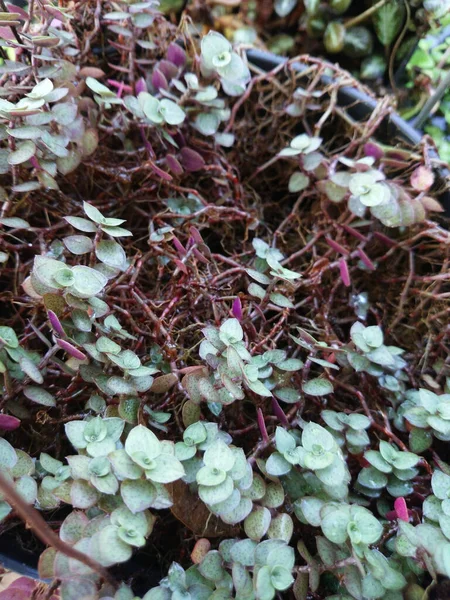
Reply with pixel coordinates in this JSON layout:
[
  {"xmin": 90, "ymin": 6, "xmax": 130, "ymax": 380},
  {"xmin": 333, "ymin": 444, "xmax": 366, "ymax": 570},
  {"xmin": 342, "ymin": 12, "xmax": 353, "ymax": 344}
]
[{"xmin": 0, "ymin": 2, "xmax": 449, "ymax": 600}]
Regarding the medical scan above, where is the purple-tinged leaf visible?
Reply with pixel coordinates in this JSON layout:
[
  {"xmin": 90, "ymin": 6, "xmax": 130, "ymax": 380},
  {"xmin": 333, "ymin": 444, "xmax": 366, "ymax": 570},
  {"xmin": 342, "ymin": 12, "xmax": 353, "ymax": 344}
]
[
  {"xmin": 56, "ymin": 338, "xmax": 87, "ymax": 360},
  {"xmin": 173, "ymin": 258, "xmax": 189, "ymax": 274},
  {"xmin": 166, "ymin": 154, "xmax": 183, "ymax": 175},
  {"xmin": 189, "ymin": 226, "xmax": 204, "ymax": 245},
  {"xmin": 364, "ymin": 142, "xmax": 383, "ymax": 160},
  {"xmin": 179, "ymin": 148, "xmax": 205, "ymax": 172},
  {"xmin": 257, "ymin": 408, "xmax": 269, "ymax": 443},
  {"xmin": 173, "ymin": 236, "xmax": 187, "ymax": 256},
  {"xmin": 0, "ymin": 414, "xmax": 21, "ymax": 431},
  {"xmin": 47, "ymin": 309, "xmax": 65, "ymax": 337},
  {"xmin": 193, "ymin": 248, "xmax": 209, "ymax": 264},
  {"xmin": 167, "ymin": 42, "xmax": 186, "ymax": 67},
  {"xmin": 152, "ymin": 68, "xmax": 168, "ymax": 91},
  {"xmin": 410, "ymin": 165, "xmax": 434, "ymax": 192},
  {"xmin": 149, "ymin": 161, "xmax": 172, "ymax": 181},
  {"xmin": 157, "ymin": 59, "xmax": 178, "ymax": 81},
  {"xmin": 135, "ymin": 77, "xmax": 147, "ymax": 94},
  {"xmin": 272, "ymin": 397, "xmax": 289, "ymax": 426},
  {"xmin": 357, "ymin": 247, "xmax": 375, "ymax": 271},
  {"xmin": 340, "ymin": 223, "xmax": 367, "ymax": 242},
  {"xmin": 339, "ymin": 258, "xmax": 350, "ymax": 287},
  {"xmin": 325, "ymin": 237, "xmax": 349, "ymax": 256},
  {"xmin": 373, "ymin": 231, "xmax": 397, "ymax": 247},
  {"xmin": 394, "ymin": 497, "xmax": 409, "ymax": 522},
  {"xmin": 232, "ymin": 297, "xmax": 243, "ymax": 321}
]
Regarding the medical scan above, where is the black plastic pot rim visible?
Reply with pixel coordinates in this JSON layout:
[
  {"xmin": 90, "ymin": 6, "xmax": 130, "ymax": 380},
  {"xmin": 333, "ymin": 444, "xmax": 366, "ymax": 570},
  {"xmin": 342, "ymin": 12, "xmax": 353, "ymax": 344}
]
[
  {"xmin": 0, "ymin": 551, "xmax": 44, "ymax": 582},
  {"xmin": 246, "ymin": 48, "xmax": 450, "ymax": 218}
]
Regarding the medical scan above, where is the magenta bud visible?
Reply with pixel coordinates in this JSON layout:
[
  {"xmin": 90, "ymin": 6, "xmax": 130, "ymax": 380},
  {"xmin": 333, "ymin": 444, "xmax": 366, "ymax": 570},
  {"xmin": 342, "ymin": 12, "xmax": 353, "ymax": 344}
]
[
  {"xmin": 0, "ymin": 414, "xmax": 21, "ymax": 431},
  {"xmin": 173, "ymin": 236, "xmax": 187, "ymax": 257},
  {"xmin": 151, "ymin": 68, "xmax": 168, "ymax": 91},
  {"xmin": 339, "ymin": 258, "xmax": 351, "ymax": 287},
  {"xmin": 167, "ymin": 42, "xmax": 187, "ymax": 67},
  {"xmin": 135, "ymin": 77, "xmax": 147, "ymax": 95},
  {"xmin": 179, "ymin": 148, "xmax": 205, "ymax": 172},
  {"xmin": 257, "ymin": 408, "xmax": 269, "ymax": 443},
  {"xmin": 232, "ymin": 297, "xmax": 243, "ymax": 321},
  {"xmin": 56, "ymin": 338, "xmax": 87, "ymax": 361},
  {"xmin": 48, "ymin": 310, "xmax": 65, "ymax": 337}
]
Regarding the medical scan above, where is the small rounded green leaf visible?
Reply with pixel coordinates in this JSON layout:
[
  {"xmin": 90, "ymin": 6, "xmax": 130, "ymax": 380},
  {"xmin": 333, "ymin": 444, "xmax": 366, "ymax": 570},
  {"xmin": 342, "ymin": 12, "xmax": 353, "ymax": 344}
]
[
  {"xmin": 23, "ymin": 386, "xmax": 56, "ymax": 407},
  {"xmin": 121, "ymin": 479, "xmax": 156, "ymax": 513},
  {"xmin": 266, "ymin": 452, "xmax": 292, "ymax": 476},
  {"xmin": 0, "ymin": 438, "xmax": 17, "ymax": 470},
  {"xmin": 303, "ymin": 378, "xmax": 334, "ymax": 396},
  {"xmin": 244, "ymin": 507, "xmax": 271, "ymax": 541}
]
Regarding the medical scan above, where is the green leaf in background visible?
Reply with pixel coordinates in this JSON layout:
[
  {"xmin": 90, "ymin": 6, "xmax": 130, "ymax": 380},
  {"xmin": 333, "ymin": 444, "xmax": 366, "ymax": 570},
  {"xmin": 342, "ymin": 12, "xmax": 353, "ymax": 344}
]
[{"xmin": 372, "ymin": 0, "xmax": 406, "ymax": 46}]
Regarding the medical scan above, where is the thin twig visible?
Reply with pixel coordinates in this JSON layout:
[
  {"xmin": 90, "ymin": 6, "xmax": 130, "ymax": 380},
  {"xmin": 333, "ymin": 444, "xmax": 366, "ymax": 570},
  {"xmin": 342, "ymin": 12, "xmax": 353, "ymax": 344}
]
[{"xmin": 0, "ymin": 470, "xmax": 116, "ymax": 588}]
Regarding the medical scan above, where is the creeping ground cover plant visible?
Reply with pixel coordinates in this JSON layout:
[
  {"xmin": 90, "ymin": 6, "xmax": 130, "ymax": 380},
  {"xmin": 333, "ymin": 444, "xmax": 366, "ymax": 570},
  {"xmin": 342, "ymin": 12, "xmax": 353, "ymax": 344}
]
[{"xmin": 0, "ymin": 2, "xmax": 449, "ymax": 600}]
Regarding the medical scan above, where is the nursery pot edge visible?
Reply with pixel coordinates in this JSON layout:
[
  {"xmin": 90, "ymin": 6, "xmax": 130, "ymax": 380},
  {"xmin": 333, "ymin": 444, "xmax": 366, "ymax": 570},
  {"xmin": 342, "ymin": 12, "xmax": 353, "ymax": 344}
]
[{"xmin": 246, "ymin": 48, "xmax": 450, "ymax": 218}]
